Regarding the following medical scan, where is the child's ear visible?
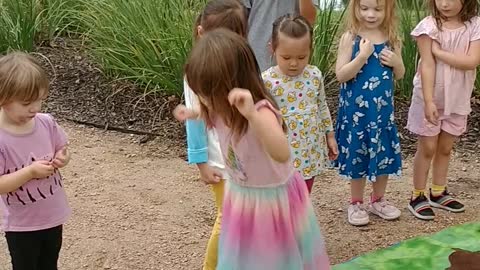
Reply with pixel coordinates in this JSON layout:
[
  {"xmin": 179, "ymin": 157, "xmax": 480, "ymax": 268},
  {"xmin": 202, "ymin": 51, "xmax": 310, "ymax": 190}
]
[
  {"xmin": 268, "ymin": 41, "xmax": 274, "ymax": 55},
  {"xmin": 197, "ymin": 25, "xmax": 204, "ymax": 38}
]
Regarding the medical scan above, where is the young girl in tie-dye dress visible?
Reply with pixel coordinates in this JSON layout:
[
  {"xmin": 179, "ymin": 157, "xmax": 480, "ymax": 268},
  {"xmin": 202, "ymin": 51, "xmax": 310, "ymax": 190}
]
[{"xmin": 174, "ymin": 29, "xmax": 330, "ymax": 270}]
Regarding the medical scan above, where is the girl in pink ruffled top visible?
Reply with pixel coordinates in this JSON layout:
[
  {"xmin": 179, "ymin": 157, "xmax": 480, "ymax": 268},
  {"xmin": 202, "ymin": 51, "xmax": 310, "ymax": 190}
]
[{"xmin": 407, "ymin": 0, "xmax": 480, "ymax": 220}]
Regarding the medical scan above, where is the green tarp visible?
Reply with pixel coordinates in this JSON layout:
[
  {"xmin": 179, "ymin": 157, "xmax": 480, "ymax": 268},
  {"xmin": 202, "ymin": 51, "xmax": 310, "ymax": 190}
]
[{"xmin": 334, "ymin": 222, "xmax": 480, "ymax": 270}]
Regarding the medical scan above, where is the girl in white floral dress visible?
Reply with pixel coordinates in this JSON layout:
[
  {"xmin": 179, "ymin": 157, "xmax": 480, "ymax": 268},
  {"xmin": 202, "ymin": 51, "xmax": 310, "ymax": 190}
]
[{"xmin": 262, "ymin": 14, "xmax": 338, "ymax": 193}]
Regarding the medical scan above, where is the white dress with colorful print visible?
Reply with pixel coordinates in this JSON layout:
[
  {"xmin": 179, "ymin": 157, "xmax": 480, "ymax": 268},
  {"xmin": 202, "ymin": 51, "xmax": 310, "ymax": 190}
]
[{"xmin": 262, "ymin": 65, "xmax": 333, "ymax": 179}]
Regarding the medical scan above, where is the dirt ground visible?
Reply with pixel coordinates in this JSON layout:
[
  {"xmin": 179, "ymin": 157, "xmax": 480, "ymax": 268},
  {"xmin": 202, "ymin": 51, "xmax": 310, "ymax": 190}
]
[{"xmin": 0, "ymin": 121, "xmax": 478, "ymax": 270}]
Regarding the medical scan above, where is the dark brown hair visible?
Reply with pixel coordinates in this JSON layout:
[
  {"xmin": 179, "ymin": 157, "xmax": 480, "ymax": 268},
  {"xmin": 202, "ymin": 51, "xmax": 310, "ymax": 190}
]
[
  {"xmin": 0, "ymin": 52, "xmax": 49, "ymax": 106},
  {"xmin": 429, "ymin": 0, "xmax": 479, "ymax": 30},
  {"xmin": 193, "ymin": 0, "xmax": 247, "ymax": 40},
  {"xmin": 185, "ymin": 29, "xmax": 280, "ymax": 139},
  {"xmin": 271, "ymin": 14, "xmax": 313, "ymax": 51}
]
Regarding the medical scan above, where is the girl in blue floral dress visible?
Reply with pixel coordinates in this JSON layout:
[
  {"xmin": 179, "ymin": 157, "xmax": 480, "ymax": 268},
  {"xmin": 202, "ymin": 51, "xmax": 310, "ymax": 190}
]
[{"xmin": 335, "ymin": 0, "xmax": 404, "ymax": 226}]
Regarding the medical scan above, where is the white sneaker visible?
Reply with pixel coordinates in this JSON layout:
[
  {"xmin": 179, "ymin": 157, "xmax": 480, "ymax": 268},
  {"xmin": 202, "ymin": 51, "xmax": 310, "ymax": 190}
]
[
  {"xmin": 369, "ymin": 198, "xmax": 401, "ymax": 220},
  {"xmin": 348, "ymin": 202, "xmax": 369, "ymax": 226}
]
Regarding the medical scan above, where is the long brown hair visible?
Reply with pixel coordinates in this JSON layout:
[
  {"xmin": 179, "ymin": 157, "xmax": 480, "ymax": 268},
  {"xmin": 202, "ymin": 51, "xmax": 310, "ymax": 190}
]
[
  {"xmin": 0, "ymin": 52, "xmax": 49, "ymax": 106},
  {"xmin": 271, "ymin": 14, "xmax": 313, "ymax": 51},
  {"xmin": 345, "ymin": 0, "xmax": 401, "ymax": 50},
  {"xmin": 185, "ymin": 29, "xmax": 279, "ymax": 139},
  {"xmin": 192, "ymin": 0, "xmax": 247, "ymax": 40},
  {"xmin": 429, "ymin": 0, "xmax": 479, "ymax": 30}
]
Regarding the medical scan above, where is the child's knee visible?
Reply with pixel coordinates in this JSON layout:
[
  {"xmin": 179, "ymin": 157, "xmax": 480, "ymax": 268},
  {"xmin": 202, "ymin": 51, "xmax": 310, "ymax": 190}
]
[
  {"xmin": 437, "ymin": 143, "xmax": 454, "ymax": 156},
  {"xmin": 418, "ymin": 140, "xmax": 437, "ymax": 158}
]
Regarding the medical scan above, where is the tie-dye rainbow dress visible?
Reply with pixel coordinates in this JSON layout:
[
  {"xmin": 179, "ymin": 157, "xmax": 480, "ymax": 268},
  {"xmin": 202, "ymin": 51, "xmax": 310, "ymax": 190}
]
[{"xmin": 214, "ymin": 100, "xmax": 330, "ymax": 270}]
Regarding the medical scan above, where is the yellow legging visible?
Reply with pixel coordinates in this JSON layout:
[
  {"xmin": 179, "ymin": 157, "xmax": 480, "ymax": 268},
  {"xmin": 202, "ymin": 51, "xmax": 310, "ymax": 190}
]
[{"xmin": 203, "ymin": 179, "xmax": 224, "ymax": 270}]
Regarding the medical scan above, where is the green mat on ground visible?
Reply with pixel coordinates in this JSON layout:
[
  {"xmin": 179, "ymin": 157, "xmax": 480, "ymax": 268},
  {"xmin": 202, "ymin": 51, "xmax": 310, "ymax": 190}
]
[{"xmin": 333, "ymin": 222, "xmax": 480, "ymax": 270}]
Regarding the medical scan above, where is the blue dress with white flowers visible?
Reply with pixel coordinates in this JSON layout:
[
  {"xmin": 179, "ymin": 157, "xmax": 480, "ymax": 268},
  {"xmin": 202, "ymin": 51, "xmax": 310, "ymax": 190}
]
[{"xmin": 335, "ymin": 36, "xmax": 402, "ymax": 182}]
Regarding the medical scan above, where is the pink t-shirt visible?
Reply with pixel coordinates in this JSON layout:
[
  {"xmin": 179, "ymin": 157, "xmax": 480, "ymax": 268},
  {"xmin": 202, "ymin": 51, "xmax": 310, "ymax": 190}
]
[
  {"xmin": 411, "ymin": 16, "xmax": 480, "ymax": 116},
  {"xmin": 0, "ymin": 113, "xmax": 71, "ymax": 232},
  {"xmin": 214, "ymin": 100, "xmax": 295, "ymax": 188}
]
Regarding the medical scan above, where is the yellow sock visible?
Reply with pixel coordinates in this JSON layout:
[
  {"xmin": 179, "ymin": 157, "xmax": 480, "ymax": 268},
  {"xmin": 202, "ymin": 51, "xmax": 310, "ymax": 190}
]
[
  {"xmin": 412, "ymin": 189, "xmax": 425, "ymax": 198},
  {"xmin": 431, "ymin": 184, "xmax": 446, "ymax": 197}
]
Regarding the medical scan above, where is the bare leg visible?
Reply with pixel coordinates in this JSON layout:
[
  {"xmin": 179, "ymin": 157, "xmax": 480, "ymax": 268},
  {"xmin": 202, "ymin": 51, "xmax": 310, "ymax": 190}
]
[
  {"xmin": 412, "ymin": 136, "xmax": 439, "ymax": 191},
  {"xmin": 431, "ymin": 131, "xmax": 456, "ymax": 187},
  {"xmin": 348, "ymin": 178, "xmax": 369, "ymax": 226},
  {"xmin": 428, "ymin": 130, "xmax": 465, "ymax": 212},
  {"xmin": 350, "ymin": 178, "xmax": 366, "ymax": 202},
  {"xmin": 372, "ymin": 175, "xmax": 388, "ymax": 198}
]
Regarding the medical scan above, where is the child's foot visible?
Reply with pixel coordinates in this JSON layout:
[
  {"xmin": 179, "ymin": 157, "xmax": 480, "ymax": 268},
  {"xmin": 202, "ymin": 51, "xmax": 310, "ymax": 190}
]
[
  {"xmin": 429, "ymin": 188, "xmax": 465, "ymax": 213},
  {"xmin": 408, "ymin": 192, "xmax": 435, "ymax": 220},
  {"xmin": 348, "ymin": 202, "xmax": 369, "ymax": 226},
  {"xmin": 369, "ymin": 198, "xmax": 401, "ymax": 220}
]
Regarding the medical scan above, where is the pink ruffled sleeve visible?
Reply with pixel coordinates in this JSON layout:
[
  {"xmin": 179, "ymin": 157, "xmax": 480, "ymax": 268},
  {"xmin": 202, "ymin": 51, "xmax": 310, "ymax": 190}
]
[
  {"xmin": 411, "ymin": 16, "xmax": 439, "ymax": 41},
  {"xmin": 254, "ymin": 100, "xmax": 283, "ymax": 126},
  {"xmin": 469, "ymin": 16, "xmax": 480, "ymax": 41}
]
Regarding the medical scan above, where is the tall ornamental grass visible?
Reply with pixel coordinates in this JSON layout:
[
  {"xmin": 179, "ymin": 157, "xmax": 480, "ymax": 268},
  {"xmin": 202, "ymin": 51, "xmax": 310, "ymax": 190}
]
[
  {"xmin": 80, "ymin": 0, "xmax": 206, "ymax": 95},
  {"xmin": 311, "ymin": 2, "xmax": 345, "ymax": 89},
  {"xmin": 0, "ymin": 0, "xmax": 82, "ymax": 52}
]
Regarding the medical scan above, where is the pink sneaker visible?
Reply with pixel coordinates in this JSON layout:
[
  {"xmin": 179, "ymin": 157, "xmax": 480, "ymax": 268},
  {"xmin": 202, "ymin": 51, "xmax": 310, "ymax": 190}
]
[
  {"xmin": 369, "ymin": 198, "xmax": 401, "ymax": 220},
  {"xmin": 348, "ymin": 202, "xmax": 369, "ymax": 226}
]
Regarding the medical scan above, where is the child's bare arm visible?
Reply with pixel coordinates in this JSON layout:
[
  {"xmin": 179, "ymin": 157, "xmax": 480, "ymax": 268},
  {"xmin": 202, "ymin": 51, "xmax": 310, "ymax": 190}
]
[
  {"xmin": 335, "ymin": 32, "xmax": 372, "ymax": 83},
  {"xmin": 228, "ymin": 88, "xmax": 290, "ymax": 163},
  {"xmin": 0, "ymin": 161, "xmax": 54, "ymax": 194},
  {"xmin": 247, "ymin": 107, "xmax": 290, "ymax": 163},
  {"xmin": 432, "ymin": 40, "xmax": 480, "ymax": 70},
  {"xmin": 417, "ymin": 36, "xmax": 436, "ymax": 103},
  {"xmin": 417, "ymin": 35, "xmax": 439, "ymax": 125},
  {"xmin": 316, "ymin": 74, "xmax": 338, "ymax": 160}
]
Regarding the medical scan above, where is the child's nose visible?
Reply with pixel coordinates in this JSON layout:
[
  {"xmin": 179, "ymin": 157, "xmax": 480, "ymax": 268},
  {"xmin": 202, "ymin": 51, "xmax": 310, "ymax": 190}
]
[{"xmin": 30, "ymin": 103, "xmax": 41, "ymax": 113}]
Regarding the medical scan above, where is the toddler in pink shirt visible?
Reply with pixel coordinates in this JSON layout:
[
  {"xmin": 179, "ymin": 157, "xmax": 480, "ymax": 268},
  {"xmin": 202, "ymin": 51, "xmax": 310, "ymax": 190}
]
[{"xmin": 0, "ymin": 52, "xmax": 71, "ymax": 269}]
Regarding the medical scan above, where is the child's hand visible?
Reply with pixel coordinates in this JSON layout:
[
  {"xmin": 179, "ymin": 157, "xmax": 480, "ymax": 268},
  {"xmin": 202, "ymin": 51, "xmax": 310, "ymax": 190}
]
[
  {"xmin": 173, "ymin": 105, "xmax": 198, "ymax": 122},
  {"xmin": 380, "ymin": 49, "xmax": 401, "ymax": 68},
  {"xmin": 431, "ymin": 41, "xmax": 441, "ymax": 57},
  {"xmin": 359, "ymin": 38, "xmax": 374, "ymax": 59},
  {"xmin": 228, "ymin": 88, "xmax": 256, "ymax": 119},
  {"xmin": 425, "ymin": 101, "xmax": 439, "ymax": 125},
  {"xmin": 326, "ymin": 133, "xmax": 339, "ymax": 161},
  {"xmin": 197, "ymin": 163, "xmax": 222, "ymax": 185},
  {"xmin": 52, "ymin": 147, "xmax": 70, "ymax": 169},
  {"xmin": 28, "ymin": 160, "xmax": 55, "ymax": 179}
]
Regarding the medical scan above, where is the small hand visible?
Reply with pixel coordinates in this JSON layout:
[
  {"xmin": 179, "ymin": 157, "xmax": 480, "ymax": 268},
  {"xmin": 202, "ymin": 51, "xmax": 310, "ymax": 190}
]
[
  {"xmin": 173, "ymin": 105, "xmax": 197, "ymax": 122},
  {"xmin": 28, "ymin": 160, "xmax": 55, "ymax": 179},
  {"xmin": 424, "ymin": 101, "xmax": 439, "ymax": 125},
  {"xmin": 197, "ymin": 163, "xmax": 222, "ymax": 185},
  {"xmin": 359, "ymin": 38, "xmax": 374, "ymax": 59},
  {"xmin": 431, "ymin": 41, "xmax": 441, "ymax": 57},
  {"xmin": 326, "ymin": 134, "xmax": 339, "ymax": 161},
  {"xmin": 228, "ymin": 88, "xmax": 256, "ymax": 119},
  {"xmin": 52, "ymin": 146, "xmax": 70, "ymax": 169},
  {"xmin": 339, "ymin": 32, "xmax": 355, "ymax": 51},
  {"xmin": 380, "ymin": 49, "xmax": 401, "ymax": 68}
]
